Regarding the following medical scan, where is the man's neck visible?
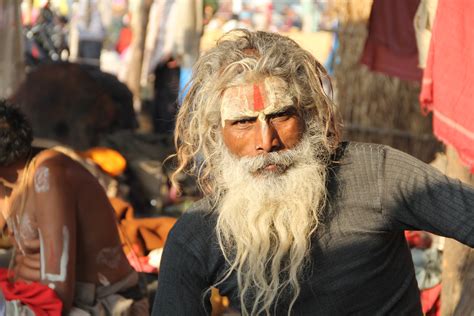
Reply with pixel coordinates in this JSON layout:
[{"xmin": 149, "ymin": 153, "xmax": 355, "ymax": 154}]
[
  {"xmin": 0, "ymin": 159, "xmax": 28, "ymax": 185},
  {"xmin": 0, "ymin": 147, "xmax": 42, "ymax": 185},
  {"xmin": 0, "ymin": 159, "xmax": 29, "ymax": 220}
]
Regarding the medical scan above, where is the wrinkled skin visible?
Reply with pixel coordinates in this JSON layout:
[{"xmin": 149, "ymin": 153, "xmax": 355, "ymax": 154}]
[{"xmin": 221, "ymin": 79, "xmax": 304, "ymax": 160}]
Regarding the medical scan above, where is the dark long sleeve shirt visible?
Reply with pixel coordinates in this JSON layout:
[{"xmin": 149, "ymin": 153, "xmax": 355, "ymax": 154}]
[{"xmin": 153, "ymin": 142, "xmax": 474, "ymax": 315}]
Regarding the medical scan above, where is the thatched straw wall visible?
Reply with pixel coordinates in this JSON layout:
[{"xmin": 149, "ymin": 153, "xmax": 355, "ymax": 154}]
[{"xmin": 331, "ymin": 0, "xmax": 441, "ymax": 162}]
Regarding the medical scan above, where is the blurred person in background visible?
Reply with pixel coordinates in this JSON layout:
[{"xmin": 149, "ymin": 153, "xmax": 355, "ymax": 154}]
[{"xmin": 74, "ymin": 0, "xmax": 105, "ymax": 65}]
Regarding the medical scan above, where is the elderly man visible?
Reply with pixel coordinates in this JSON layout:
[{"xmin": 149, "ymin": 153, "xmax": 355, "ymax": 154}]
[
  {"xmin": 0, "ymin": 100, "xmax": 148, "ymax": 315},
  {"xmin": 152, "ymin": 30, "xmax": 474, "ymax": 315}
]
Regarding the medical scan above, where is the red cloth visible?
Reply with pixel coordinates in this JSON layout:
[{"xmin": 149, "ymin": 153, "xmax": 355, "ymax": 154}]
[
  {"xmin": 420, "ymin": 0, "xmax": 474, "ymax": 173},
  {"xmin": 0, "ymin": 268, "xmax": 62, "ymax": 316},
  {"xmin": 126, "ymin": 244, "xmax": 158, "ymax": 274},
  {"xmin": 116, "ymin": 27, "xmax": 132, "ymax": 55},
  {"xmin": 361, "ymin": 0, "xmax": 422, "ymax": 81},
  {"xmin": 420, "ymin": 284, "xmax": 441, "ymax": 316},
  {"xmin": 404, "ymin": 231, "xmax": 432, "ymax": 249}
]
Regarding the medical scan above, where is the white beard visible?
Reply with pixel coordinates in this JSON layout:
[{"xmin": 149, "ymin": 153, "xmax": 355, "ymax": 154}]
[{"xmin": 212, "ymin": 131, "xmax": 329, "ymax": 315}]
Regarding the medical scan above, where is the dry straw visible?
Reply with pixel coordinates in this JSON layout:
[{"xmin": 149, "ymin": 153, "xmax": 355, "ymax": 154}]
[{"xmin": 331, "ymin": 0, "xmax": 441, "ymax": 162}]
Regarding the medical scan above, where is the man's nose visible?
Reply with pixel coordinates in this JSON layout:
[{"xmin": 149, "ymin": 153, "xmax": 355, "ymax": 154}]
[{"xmin": 255, "ymin": 120, "xmax": 282, "ymax": 153}]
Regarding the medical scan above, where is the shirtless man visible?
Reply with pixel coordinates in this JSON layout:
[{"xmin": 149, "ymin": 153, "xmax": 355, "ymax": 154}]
[{"xmin": 0, "ymin": 100, "xmax": 148, "ymax": 315}]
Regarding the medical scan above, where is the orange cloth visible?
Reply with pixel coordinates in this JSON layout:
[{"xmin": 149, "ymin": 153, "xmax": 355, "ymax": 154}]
[
  {"xmin": 110, "ymin": 197, "xmax": 177, "ymax": 257},
  {"xmin": 81, "ymin": 147, "xmax": 127, "ymax": 177},
  {"xmin": 0, "ymin": 268, "xmax": 63, "ymax": 316}
]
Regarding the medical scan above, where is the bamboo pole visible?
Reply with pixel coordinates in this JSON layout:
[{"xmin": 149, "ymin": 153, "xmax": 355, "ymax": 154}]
[
  {"xmin": 125, "ymin": 0, "xmax": 153, "ymax": 112},
  {"xmin": 440, "ymin": 147, "xmax": 474, "ymax": 316},
  {"xmin": 0, "ymin": 0, "xmax": 25, "ymax": 99}
]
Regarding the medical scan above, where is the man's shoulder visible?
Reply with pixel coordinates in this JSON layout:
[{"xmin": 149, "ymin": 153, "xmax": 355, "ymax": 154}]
[
  {"xmin": 168, "ymin": 198, "xmax": 217, "ymax": 244},
  {"xmin": 337, "ymin": 141, "xmax": 420, "ymax": 165},
  {"xmin": 27, "ymin": 150, "xmax": 72, "ymax": 190},
  {"xmin": 331, "ymin": 141, "xmax": 404, "ymax": 180},
  {"xmin": 33, "ymin": 149, "xmax": 92, "ymax": 181},
  {"xmin": 333, "ymin": 141, "xmax": 386, "ymax": 167},
  {"xmin": 332, "ymin": 141, "xmax": 425, "ymax": 184},
  {"xmin": 34, "ymin": 149, "xmax": 79, "ymax": 172},
  {"xmin": 336, "ymin": 141, "xmax": 388, "ymax": 161},
  {"xmin": 175, "ymin": 199, "xmax": 217, "ymax": 230}
]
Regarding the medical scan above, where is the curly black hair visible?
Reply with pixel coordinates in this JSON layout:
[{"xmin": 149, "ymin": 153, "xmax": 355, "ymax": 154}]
[{"xmin": 0, "ymin": 99, "xmax": 33, "ymax": 166}]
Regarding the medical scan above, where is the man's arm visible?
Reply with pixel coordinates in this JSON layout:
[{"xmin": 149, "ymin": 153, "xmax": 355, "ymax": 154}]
[
  {"xmin": 33, "ymin": 156, "xmax": 77, "ymax": 313},
  {"xmin": 381, "ymin": 146, "xmax": 474, "ymax": 246}
]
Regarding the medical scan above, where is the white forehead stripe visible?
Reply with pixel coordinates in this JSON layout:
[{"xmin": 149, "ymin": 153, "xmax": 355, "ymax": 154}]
[
  {"xmin": 263, "ymin": 77, "xmax": 293, "ymax": 108},
  {"xmin": 220, "ymin": 77, "xmax": 293, "ymax": 126}
]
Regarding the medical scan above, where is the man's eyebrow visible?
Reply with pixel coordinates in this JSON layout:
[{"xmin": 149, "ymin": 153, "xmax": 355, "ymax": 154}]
[
  {"xmin": 225, "ymin": 114, "xmax": 259, "ymax": 121},
  {"xmin": 265, "ymin": 105, "xmax": 296, "ymax": 115}
]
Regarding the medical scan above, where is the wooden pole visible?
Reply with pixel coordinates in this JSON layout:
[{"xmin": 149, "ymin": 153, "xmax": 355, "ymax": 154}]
[
  {"xmin": 0, "ymin": 0, "xmax": 25, "ymax": 99},
  {"xmin": 125, "ymin": 0, "xmax": 153, "ymax": 112},
  {"xmin": 440, "ymin": 146, "xmax": 474, "ymax": 316}
]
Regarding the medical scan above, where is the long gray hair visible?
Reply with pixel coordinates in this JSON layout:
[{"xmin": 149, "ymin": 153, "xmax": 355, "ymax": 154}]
[{"xmin": 173, "ymin": 29, "xmax": 341, "ymax": 195}]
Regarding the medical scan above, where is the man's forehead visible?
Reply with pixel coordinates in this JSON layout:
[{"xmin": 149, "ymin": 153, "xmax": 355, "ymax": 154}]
[{"xmin": 221, "ymin": 77, "xmax": 293, "ymax": 112}]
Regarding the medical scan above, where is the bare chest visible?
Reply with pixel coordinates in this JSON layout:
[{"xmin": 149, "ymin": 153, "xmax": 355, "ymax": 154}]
[{"xmin": 6, "ymin": 193, "xmax": 39, "ymax": 254}]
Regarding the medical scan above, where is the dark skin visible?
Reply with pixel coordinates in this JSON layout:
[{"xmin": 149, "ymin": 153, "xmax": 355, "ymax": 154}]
[
  {"xmin": 217, "ymin": 83, "xmax": 304, "ymax": 314},
  {"xmin": 0, "ymin": 149, "xmax": 133, "ymax": 314},
  {"xmin": 221, "ymin": 107, "xmax": 304, "ymax": 160}
]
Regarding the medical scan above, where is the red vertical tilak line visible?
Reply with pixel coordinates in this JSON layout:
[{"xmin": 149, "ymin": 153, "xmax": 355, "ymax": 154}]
[{"xmin": 253, "ymin": 84, "xmax": 264, "ymax": 111}]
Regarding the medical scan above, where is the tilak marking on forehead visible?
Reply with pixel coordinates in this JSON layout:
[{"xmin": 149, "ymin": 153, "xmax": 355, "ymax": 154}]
[
  {"xmin": 220, "ymin": 77, "xmax": 294, "ymax": 126},
  {"xmin": 253, "ymin": 84, "xmax": 264, "ymax": 111}
]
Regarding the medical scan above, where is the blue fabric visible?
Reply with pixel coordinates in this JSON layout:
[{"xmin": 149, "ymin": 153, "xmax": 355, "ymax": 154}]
[
  {"xmin": 178, "ymin": 67, "xmax": 193, "ymax": 105},
  {"xmin": 324, "ymin": 31, "xmax": 339, "ymax": 76}
]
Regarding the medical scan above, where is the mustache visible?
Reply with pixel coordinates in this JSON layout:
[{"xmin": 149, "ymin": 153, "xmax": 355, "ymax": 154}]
[{"xmin": 238, "ymin": 148, "xmax": 301, "ymax": 174}]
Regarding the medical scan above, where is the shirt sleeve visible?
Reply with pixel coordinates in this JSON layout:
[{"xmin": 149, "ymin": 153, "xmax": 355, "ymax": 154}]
[
  {"xmin": 381, "ymin": 146, "xmax": 474, "ymax": 247},
  {"xmin": 152, "ymin": 219, "xmax": 212, "ymax": 315}
]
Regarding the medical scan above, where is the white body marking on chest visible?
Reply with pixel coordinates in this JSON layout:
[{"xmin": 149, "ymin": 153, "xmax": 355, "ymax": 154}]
[
  {"xmin": 39, "ymin": 226, "xmax": 69, "ymax": 282},
  {"xmin": 8, "ymin": 216, "xmax": 26, "ymax": 255},
  {"xmin": 19, "ymin": 214, "xmax": 37, "ymax": 241}
]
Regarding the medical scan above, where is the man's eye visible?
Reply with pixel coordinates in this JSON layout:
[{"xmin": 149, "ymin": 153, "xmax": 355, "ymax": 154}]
[
  {"xmin": 232, "ymin": 118, "xmax": 256, "ymax": 126},
  {"xmin": 274, "ymin": 113, "xmax": 290, "ymax": 119},
  {"xmin": 269, "ymin": 110, "xmax": 293, "ymax": 122}
]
